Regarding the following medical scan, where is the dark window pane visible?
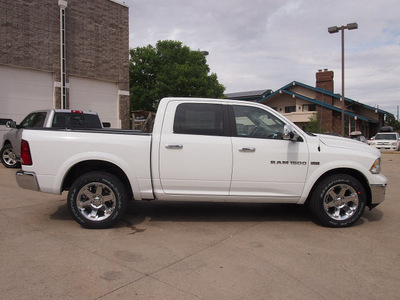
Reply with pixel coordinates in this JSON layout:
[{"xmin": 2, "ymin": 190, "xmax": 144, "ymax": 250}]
[
  {"xmin": 174, "ymin": 103, "xmax": 225, "ymax": 136},
  {"xmin": 285, "ymin": 106, "xmax": 296, "ymax": 113}
]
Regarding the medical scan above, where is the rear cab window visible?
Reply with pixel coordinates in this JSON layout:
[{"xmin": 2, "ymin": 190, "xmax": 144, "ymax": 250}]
[{"xmin": 52, "ymin": 113, "xmax": 102, "ymax": 129}]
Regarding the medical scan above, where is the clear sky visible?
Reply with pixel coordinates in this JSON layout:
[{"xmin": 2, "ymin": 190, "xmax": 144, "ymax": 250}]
[{"xmin": 120, "ymin": 0, "xmax": 400, "ymax": 116}]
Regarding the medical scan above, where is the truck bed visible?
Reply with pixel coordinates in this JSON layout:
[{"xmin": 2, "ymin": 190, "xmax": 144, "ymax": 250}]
[{"xmin": 19, "ymin": 127, "xmax": 153, "ymax": 199}]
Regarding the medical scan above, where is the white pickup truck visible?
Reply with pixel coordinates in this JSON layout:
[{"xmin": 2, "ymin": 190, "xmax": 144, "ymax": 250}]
[
  {"xmin": 16, "ymin": 98, "xmax": 387, "ymax": 228},
  {"xmin": 1, "ymin": 109, "xmax": 107, "ymax": 168}
]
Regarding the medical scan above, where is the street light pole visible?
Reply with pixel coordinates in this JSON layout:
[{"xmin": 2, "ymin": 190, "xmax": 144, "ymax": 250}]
[{"xmin": 328, "ymin": 22, "xmax": 358, "ymax": 136}]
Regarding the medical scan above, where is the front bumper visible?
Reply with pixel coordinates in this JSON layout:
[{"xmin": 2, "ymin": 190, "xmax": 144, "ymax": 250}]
[
  {"xmin": 370, "ymin": 183, "xmax": 387, "ymax": 207},
  {"xmin": 16, "ymin": 170, "xmax": 40, "ymax": 191},
  {"xmin": 376, "ymin": 146, "xmax": 397, "ymax": 151}
]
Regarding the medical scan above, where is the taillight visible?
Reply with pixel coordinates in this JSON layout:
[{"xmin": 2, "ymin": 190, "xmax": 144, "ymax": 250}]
[{"xmin": 21, "ymin": 139, "xmax": 33, "ymax": 165}]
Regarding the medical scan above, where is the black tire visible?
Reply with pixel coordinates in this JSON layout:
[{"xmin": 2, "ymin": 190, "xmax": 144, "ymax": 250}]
[
  {"xmin": 67, "ymin": 171, "xmax": 128, "ymax": 229},
  {"xmin": 0, "ymin": 144, "xmax": 21, "ymax": 168},
  {"xmin": 309, "ymin": 174, "xmax": 366, "ymax": 227}
]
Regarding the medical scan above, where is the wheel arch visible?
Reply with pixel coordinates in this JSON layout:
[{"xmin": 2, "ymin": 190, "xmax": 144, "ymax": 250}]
[
  {"xmin": 305, "ymin": 168, "xmax": 372, "ymax": 208},
  {"xmin": 62, "ymin": 160, "xmax": 133, "ymax": 199},
  {"xmin": 2, "ymin": 139, "xmax": 11, "ymax": 147}
]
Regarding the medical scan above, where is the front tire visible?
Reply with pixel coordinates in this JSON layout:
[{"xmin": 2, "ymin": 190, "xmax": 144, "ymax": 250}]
[
  {"xmin": 309, "ymin": 174, "xmax": 366, "ymax": 227},
  {"xmin": 0, "ymin": 144, "xmax": 21, "ymax": 168},
  {"xmin": 68, "ymin": 172, "xmax": 128, "ymax": 229}
]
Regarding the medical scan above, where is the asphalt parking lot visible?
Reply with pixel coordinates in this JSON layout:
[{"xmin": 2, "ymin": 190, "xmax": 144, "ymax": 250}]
[{"xmin": 1, "ymin": 153, "xmax": 399, "ymax": 300}]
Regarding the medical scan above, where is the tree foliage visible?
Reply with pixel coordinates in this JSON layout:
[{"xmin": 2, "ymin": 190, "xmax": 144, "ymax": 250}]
[
  {"xmin": 129, "ymin": 40, "xmax": 226, "ymax": 111},
  {"xmin": 305, "ymin": 113, "xmax": 327, "ymax": 134},
  {"xmin": 385, "ymin": 113, "xmax": 400, "ymax": 130}
]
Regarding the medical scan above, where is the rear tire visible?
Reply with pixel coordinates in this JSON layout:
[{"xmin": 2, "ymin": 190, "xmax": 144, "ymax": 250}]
[
  {"xmin": 67, "ymin": 172, "xmax": 128, "ymax": 229},
  {"xmin": 0, "ymin": 144, "xmax": 21, "ymax": 168},
  {"xmin": 309, "ymin": 174, "xmax": 366, "ymax": 227}
]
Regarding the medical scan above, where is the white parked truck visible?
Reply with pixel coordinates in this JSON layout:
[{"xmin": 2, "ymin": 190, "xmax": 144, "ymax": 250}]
[
  {"xmin": 1, "ymin": 109, "xmax": 107, "ymax": 168},
  {"xmin": 15, "ymin": 98, "xmax": 387, "ymax": 228},
  {"xmin": 369, "ymin": 132, "xmax": 400, "ymax": 151}
]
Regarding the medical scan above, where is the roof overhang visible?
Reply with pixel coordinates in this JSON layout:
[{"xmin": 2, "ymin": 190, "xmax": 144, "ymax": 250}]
[
  {"xmin": 259, "ymin": 81, "xmax": 390, "ymax": 115},
  {"xmin": 259, "ymin": 88, "xmax": 378, "ymax": 123}
]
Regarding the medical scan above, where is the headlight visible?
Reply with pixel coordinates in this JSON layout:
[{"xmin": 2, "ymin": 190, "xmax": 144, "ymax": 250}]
[
  {"xmin": 370, "ymin": 158, "xmax": 381, "ymax": 174},
  {"xmin": 391, "ymin": 142, "xmax": 397, "ymax": 146}
]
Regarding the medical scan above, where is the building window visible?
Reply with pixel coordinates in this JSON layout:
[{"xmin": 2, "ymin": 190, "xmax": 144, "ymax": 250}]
[
  {"xmin": 302, "ymin": 104, "xmax": 316, "ymax": 111},
  {"xmin": 345, "ymin": 115, "xmax": 356, "ymax": 136},
  {"xmin": 285, "ymin": 106, "xmax": 296, "ymax": 113}
]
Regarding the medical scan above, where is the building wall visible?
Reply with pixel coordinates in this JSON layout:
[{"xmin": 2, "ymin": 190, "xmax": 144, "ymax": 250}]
[
  {"xmin": 67, "ymin": 0, "xmax": 129, "ymax": 87},
  {"xmin": 0, "ymin": 1, "xmax": 59, "ymax": 71},
  {"xmin": 0, "ymin": 0, "xmax": 129, "ymax": 128}
]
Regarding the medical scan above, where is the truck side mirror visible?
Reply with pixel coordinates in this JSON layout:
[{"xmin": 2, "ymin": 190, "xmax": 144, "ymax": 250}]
[
  {"xmin": 6, "ymin": 121, "xmax": 17, "ymax": 128},
  {"xmin": 283, "ymin": 124, "xmax": 300, "ymax": 141}
]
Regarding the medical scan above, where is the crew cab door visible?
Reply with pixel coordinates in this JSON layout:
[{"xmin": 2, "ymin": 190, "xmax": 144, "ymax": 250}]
[
  {"xmin": 159, "ymin": 101, "xmax": 232, "ymax": 196},
  {"xmin": 229, "ymin": 104, "xmax": 309, "ymax": 202}
]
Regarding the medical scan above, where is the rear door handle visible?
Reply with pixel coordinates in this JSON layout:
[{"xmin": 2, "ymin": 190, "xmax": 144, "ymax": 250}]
[
  {"xmin": 239, "ymin": 147, "xmax": 255, "ymax": 152},
  {"xmin": 166, "ymin": 144, "xmax": 183, "ymax": 149}
]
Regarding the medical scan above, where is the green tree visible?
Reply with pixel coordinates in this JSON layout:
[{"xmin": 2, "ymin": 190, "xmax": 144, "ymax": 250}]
[
  {"xmin": 385, "ymin": 113, "xmax": 400, "ymax": 130},
  {"xmin": 305, "ymin": 113, "xmax": 328, "ymax": 134},
  {"xmin": 129, "ymin": 40, "xmax": 225, "ymax": 111}
]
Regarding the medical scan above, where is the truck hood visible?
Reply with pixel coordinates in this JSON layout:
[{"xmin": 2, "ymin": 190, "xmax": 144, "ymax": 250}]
[{"xmin": 316, "ymin": 134, "xmax": 379, "ymax": 154}]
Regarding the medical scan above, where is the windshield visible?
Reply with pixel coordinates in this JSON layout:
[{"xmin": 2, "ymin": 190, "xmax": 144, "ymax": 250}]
[{"xmin": 375, "ymin": 134, "xmax": 397, "ymax": 140}]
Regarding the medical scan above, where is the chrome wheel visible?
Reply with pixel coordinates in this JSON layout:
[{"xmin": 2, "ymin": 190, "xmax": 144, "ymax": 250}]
[
  {"xmin": 323, "ymin": 183, "xmax": 359, "ymax": 221},
  {"xmin": 1, "ymin": 144, "xmax": 20, "ymax": 168},
  {"xmin": 3, "ymin": 148, "xmax": 17, "ymax": 166},
  {"xmin": 76, "ymin": 182, "xmax": 117, "ymax": 221}
]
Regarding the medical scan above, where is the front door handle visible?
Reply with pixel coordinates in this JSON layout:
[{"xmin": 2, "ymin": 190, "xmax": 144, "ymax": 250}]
[
  {"xmin": 166, "ymin": 144, "xmax": 183, "ymax": 149},
  {"xmin": 239, "ymin": 147, "xmax": 255, "ymax": 152}
]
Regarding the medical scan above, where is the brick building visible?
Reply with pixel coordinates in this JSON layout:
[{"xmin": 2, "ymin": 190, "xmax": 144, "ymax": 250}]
[
  {"xmin": 227, "ymin": 70, "xmax": 389, "ymax": 138},
  {"xmin": 0, "ymin": 0, "xmax": 129, "ymax": 128}
]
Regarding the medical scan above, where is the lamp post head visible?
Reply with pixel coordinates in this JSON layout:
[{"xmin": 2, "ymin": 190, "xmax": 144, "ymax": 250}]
[
  {"xmin": 329, "ymin": 23, "xmax": 358, "ymax": 34},
  {"xmin": 328, "ymin": 26, "xmax": 339, "ymax": 34},
  {"xmin": 346, "ymin": 22, "xmax": 358, "ymax": 30}
]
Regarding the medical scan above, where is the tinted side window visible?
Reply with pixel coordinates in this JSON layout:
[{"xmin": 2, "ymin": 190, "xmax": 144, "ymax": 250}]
[
  {"xmin": 20, "ymin": 112, "xmax": 47, "ymax": 128},
  {"xmin": 173, "ymin": 103, "xmax": 226, "ymax": 136},
  {"xmin": 233, "ymin": 105, "xmax": 285, "ymax": 139}
]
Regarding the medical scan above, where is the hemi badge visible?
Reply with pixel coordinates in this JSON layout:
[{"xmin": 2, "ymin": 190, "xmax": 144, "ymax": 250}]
[{"xmin": 311, "ymin": 162, "xmax": 320, "ymax": 165}]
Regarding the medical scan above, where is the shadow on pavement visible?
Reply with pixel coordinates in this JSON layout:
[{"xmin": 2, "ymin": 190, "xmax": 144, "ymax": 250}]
[
  {"xmin": 125, "ymin": 201, "xmax": 311, "ymax": 224},
  {"xmin": 49, "ymin": 200, "xmax": 384, "ymax": 229},
  {"xmin": 50, "ymin": 202, "xmax": 72, "ymax": 221}
]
